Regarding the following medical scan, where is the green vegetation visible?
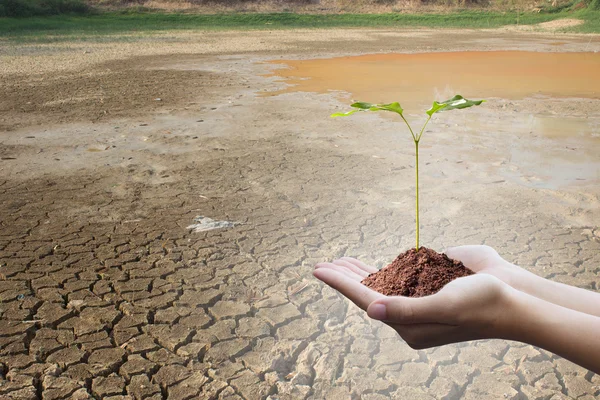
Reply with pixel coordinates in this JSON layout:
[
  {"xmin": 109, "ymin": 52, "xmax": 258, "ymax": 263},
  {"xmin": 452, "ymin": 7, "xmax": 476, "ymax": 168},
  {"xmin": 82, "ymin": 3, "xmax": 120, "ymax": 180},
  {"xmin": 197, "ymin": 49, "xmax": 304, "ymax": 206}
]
[
  {"xmin": 0, "ymin": 0, "xmax": 88, "ymax": 17},
  {"xmin": 332, "ymin": 96, "xmax": 485, "ymax": 250},
  {"xmin": 1, "ymin": 9, "xmax": 599, "ymax": 40},
  {"xmin": 573, "ymin": 9, "xmax": 600, "ymax": 32}
]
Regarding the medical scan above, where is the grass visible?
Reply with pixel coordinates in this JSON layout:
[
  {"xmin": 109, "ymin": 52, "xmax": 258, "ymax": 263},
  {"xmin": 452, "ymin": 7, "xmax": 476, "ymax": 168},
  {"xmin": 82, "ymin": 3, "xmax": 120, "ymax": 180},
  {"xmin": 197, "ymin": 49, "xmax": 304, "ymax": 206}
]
[
  {"xmin": 0, "ymin": 0, "xmax": 88, "ymax": 17},
  {"xmin": 1, "ymin": 10, "xmax": 598, "ymax": 41},
  {"xmin": 571, "ymin": 9, "xmax": 600, "ymax": 32}
]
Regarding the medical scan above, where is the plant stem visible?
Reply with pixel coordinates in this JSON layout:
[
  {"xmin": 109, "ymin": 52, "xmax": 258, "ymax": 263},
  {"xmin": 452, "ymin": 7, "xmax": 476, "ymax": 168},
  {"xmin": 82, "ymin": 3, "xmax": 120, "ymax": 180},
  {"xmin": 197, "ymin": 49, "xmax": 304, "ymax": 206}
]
[
  {"xmin": 412, "ymin": 115, "xmax": 432, "ymax": 251},
  {"xmin": 417, "ymin": 115, "xmax": 432, "ymax": 142},
  {"xmin": 402, "ymin": 113, "xmax": 430, "ymax": 251},
  {"xmin": 415, "ymin": 140, "xmax": 420, "ymax": 250},
  {"xmin": 400, "ymin": 114, "xmax": 417, "ymax": 142}
]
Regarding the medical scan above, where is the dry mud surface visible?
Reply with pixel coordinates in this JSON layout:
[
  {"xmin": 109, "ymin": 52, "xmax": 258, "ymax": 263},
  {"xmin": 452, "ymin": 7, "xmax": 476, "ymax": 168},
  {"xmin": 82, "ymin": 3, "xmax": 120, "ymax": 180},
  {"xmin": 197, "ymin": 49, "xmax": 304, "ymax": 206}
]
[{"xmin": 1, "ymin": 29, "xmax": 600, "ymax": 399}]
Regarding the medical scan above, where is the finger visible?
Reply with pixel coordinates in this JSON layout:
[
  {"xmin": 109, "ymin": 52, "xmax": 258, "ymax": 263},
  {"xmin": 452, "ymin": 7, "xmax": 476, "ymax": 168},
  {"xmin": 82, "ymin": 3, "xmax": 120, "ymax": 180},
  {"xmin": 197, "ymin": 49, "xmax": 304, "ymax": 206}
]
[
  {"xmin": 315, "ymin": 263, "xmax": 364, "ymax": 282},
  {"xmin": 445, "ymin": 245, "xmax": 479, "ymax": 263},
  {"xmin": 332, "ymin": 259, "xmax": 370, "ymax": 278},
  {"xmin": 313, "ymin": 268, "xmax": 385, "ymax": 311},
  {"xmin": 339, "ymin": 257, "xmax": 379, "ymax": 274},
  {"xmin": 367, "ymin": 294, "xmax": 453, "ymax": 325},
  {"xmin": 445, "ymin": 245, "xmax": 499, "ymax": 271}
]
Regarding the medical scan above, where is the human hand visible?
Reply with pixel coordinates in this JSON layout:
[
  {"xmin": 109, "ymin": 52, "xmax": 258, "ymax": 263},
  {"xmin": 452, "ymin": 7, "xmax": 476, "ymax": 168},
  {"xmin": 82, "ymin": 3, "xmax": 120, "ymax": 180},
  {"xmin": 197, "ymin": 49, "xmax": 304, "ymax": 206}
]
[
  {"xmin": 314, "ymin": 258, "xmax": 516, "ymax": 349},
  {"xmin": 315, "ymin": 256, "xmax": 600, "ymax": 373},
  {"xmin": 448, "ymin": 246, "xmax": 600, "ymax": 319},
  {"xmin": 445, "ymin": 245, "xmax": 530, "ymax": 290}
]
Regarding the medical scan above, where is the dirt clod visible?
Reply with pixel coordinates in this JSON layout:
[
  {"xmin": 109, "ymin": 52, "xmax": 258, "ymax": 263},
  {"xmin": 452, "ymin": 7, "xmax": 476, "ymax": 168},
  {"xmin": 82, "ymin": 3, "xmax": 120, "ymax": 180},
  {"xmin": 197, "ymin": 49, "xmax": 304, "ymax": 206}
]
[{"xmin": 362, "ymin": 247, "xmax": 474, "ymax": 297}]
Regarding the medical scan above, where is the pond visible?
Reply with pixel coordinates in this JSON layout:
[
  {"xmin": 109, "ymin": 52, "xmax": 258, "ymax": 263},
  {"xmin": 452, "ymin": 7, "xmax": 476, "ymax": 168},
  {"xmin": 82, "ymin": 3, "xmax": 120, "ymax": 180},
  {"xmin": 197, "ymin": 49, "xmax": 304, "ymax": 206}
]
[
  {"xmin": 267, "ymin": 51, "xmax": 600, "ymax": 111},
  {"xmin": 266, "ymin": 51, "xmax": 600, "ymax": 189}
]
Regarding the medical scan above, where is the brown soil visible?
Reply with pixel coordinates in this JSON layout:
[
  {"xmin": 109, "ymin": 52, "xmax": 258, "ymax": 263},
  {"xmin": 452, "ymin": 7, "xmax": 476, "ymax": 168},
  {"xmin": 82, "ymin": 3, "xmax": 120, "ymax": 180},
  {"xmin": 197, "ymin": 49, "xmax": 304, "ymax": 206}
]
[
  {"xmin": 362, "ymin": 247, "xmax": 474, "ymax": 297},
  {"xmin": 0, "ymin": 58, "xmax": 220, "ymax": 132}
]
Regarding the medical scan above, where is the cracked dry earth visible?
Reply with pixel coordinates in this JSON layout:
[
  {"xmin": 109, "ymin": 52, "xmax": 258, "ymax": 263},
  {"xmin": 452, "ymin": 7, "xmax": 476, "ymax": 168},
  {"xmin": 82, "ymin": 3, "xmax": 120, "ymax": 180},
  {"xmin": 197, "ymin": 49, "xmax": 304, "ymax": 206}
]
[{"xmin": 1, "ymin": 29, "xmax": 600, "ymax": 399}]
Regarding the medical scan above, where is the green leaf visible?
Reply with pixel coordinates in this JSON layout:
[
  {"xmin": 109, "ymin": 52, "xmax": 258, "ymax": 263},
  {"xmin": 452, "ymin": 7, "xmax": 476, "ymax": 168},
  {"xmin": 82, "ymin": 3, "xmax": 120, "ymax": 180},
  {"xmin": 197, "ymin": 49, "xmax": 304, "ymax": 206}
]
[
  {"xmin": 425, "ymin": 101, "xmax": 447, "ymax": 116},
  {"xmin": 354, "ymin": 101, "xmax": 404, "ymax": 115},
  {"xmin": 331, "ymin": 110, "xmax": 362, "ymax": 118},
  {"xmin": 438, "ymin": 95, "xmax": 486, "ymax": 112},
  {"xmin": 332, "ymin": 101, "xmax": 405, "ymax": 118},
  {"xmin": 376, "ymin": 102, "xmax": 404, "ymax": 115},
  {"xmin": 350, "ymin": 102, "xmax": 376, "ymax": 110}
]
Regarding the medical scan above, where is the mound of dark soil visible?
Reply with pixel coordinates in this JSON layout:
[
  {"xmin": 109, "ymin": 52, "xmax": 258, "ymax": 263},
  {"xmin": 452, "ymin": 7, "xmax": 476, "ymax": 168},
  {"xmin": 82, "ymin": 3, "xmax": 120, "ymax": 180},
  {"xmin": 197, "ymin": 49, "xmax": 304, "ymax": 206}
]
[{"xmin": 362, "ymin": 247, "xmax": 473, "ymax": 297}]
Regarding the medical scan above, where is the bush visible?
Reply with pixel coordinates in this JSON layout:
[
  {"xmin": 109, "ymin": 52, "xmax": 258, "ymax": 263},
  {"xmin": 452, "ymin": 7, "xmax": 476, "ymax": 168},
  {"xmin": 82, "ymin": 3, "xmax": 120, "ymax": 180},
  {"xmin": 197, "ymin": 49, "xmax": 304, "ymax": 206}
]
[{"xmin": 0, "ymin": 0, "xmax": 89, "ymax": 17}]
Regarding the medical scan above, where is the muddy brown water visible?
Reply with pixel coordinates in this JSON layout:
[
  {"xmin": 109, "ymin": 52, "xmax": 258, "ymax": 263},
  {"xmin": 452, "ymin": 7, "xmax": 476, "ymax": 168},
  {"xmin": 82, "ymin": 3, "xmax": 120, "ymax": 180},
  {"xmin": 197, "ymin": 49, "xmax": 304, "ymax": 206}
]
[
  {"xmin": 268, "ymin": 50, "xmax": 600, "ymax": 189},
  {"xmin": 268, "ymin": 51, "xmax": 600, "ymax": 110}
]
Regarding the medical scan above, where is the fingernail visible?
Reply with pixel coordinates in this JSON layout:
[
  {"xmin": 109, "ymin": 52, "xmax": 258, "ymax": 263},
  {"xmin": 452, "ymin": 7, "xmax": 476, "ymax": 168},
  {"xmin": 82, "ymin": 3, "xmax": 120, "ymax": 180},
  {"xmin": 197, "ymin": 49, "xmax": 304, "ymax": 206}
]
[{"xmin": 368, "ymin": 304, "xmax": 387, "ymax": 320}]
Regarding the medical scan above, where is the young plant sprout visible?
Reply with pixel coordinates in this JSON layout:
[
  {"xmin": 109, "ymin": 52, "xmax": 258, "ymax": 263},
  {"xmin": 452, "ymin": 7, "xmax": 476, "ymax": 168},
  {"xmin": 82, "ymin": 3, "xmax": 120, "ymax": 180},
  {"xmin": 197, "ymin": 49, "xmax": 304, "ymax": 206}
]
[{"xmin": 331, "ymin": 95, "xmax": 485, "ymax": 250}]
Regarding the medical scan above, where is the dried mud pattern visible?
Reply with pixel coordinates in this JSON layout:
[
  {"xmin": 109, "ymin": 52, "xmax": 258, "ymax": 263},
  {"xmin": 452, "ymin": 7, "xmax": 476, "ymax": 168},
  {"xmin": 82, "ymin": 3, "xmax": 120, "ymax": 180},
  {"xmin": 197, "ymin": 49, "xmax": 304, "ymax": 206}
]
[
  {"xmin": 1, "ymin": 31, "xmax": 600, "ymax": 400},
  {"xmin": 362, "ymin": 247, "xmax": 474, "ymax": 297},
  {"xmin": 1, "ymin": 143, "xmax": 599, "ymax": 400}
]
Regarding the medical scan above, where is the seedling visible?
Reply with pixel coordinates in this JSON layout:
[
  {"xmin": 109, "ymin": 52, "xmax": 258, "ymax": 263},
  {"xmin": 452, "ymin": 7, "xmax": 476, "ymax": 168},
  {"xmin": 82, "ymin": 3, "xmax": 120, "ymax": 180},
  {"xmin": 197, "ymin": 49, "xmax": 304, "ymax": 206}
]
[{"xmin": 331, "ymin": 95, "xmax": 485, "ymax": 250}]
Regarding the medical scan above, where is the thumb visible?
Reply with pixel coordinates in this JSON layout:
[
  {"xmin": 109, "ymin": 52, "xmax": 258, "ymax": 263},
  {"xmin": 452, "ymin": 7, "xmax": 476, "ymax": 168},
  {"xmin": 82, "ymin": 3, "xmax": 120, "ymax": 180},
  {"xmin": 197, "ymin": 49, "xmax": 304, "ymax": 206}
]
[
  {"xmin": 445, "ymin": 245, "xmax": 501, "ymax": 271},
  {"xmin": 367, "ymin": 295, "xmax": 448, "ymax": 324},
  {"xmin": 445, "ymin": 245, "xmax": 482, "ymax": 262}
]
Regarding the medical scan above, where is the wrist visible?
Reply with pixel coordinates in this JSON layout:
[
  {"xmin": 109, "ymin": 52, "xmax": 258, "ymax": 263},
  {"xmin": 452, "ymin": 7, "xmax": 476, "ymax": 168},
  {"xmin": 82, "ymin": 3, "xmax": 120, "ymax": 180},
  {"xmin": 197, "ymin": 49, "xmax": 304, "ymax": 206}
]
[
  {"xmin": 501, "ymin": 288, "xmax": 600, "ymax": 373},
  {"xmin": 477, "ymin": 281, "xmax": 528, "ymax": 340},
  {"xmin": 491, "ymin": 282, "xmax": 554, "ymax": 342},
  {"xmin": 499, "ymin": 286, "xmax": 557, "ymax": 344},
  {"xmin": 503, "ymin": 262, "xmax": 545, "ymax": 295},
  {"xmin": 493, "ymin": 284, "xmax": 526, "ymax": 340}
]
